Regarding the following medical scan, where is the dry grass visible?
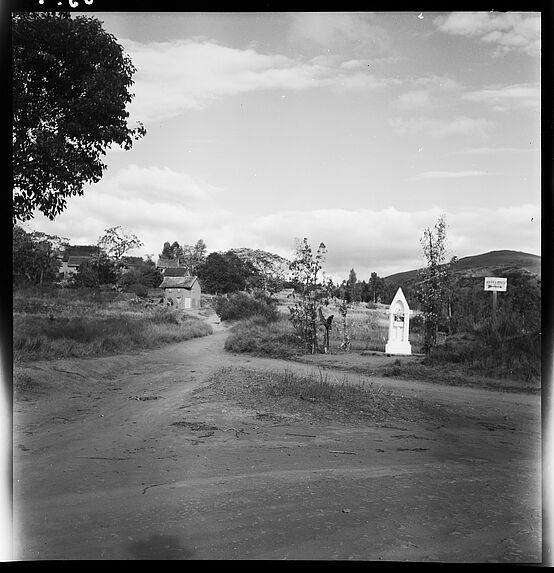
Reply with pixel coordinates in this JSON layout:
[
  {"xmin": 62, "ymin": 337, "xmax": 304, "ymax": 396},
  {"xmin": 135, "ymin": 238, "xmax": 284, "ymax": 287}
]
[
  {"xmin": 13, "ymin": 290, "xmax": 213, "ymax": 362},
  {"xmin": 204, "ymin": 365, "xmax": 454, "ymax": 426}
]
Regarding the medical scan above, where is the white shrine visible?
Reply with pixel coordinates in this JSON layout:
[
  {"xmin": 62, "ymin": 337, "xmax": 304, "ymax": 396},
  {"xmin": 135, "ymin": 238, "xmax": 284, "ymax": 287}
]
[{"xmin": 385, "ymin": 287, "xmax": 412, "ymax": 355}]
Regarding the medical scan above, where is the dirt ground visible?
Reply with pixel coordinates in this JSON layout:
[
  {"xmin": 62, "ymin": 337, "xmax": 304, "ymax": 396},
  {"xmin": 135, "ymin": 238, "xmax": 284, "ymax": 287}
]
[{"xmin": 12, "ymin": 311, "xmax": 544, "ymax": 561}]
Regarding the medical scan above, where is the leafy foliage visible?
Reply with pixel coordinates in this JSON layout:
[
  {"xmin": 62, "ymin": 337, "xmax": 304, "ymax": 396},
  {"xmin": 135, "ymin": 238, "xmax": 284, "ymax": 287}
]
[
  {"xmin": 214, "ymin": 291, "xmax": 279, "ymax": 322},
  {"xmin": 12, "ymin": 12, "xmax": 145, "ymax": 222},
  {"xmin": 288, "ymin": 238, "xmax": 332, "ymax": 354},
  {"xmin": 117, "ymin": 258, "xmax": 163, "ymax": 290},
  {"xmin": 12, "ymin": 226, "xmax": 67, "ymax": 286},
  {"xmin": 415, "ymin": 214, "xmax": 456, "ymax": 353},
  {"xmin": 229, "ymin": 248, "xmax": 289, "ymax": 293},
  {"xmin": 72, "ymin": 253, "xmax": 117, "ymax": 288},
  {"xmin": 197, "ymin": 251, "xmax": 260, "ymax": 294},
  {"xmin": 97, "ymin": 226, "xmax": 143, "ymax": 260}
]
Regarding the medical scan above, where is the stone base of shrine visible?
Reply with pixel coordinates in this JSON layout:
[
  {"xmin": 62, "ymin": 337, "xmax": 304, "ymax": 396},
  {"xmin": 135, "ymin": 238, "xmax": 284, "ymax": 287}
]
[{"xmin": 385, "ymin": 340, "xmax": 412, "ymax": 355}]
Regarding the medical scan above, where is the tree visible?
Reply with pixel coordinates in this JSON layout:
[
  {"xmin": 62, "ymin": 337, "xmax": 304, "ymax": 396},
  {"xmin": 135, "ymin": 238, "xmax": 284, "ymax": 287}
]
[
  {"xmin": 348, "ymin": 268, "xmax": 358, "ymax": 303},
  {"xmin": 197, "ymin": 251, "xmax": 259, "ymax": 294},
  {"xmin": 13, "ymin": 226, "xmax": 63, "ymax": 286},
  {"xmin": 117, "ymin": 257, "xmax": 163, "ymax": 291},
  {"xmin": 180, "ymin": 239, "xmax": 208, "ymax": 274},
  {"xmin": 73, "ymin": 253, "xmax": 117, "ymax": 288},
  {"xmin": 415, "ymin": 214, "xmax": 456, "ymax": 353},
  {"xmin": 12, "ymin": 12, "xmax": 146, "ymax": 223},
  {"xmin": 368, "ymin": 272, "xmax": 385, "ymax": 303},
  {"xmin": 230, "ymin": 248, "xmax": 290, "ymax": 293},
  {"xmin": 97, "ymin": 226, "xmax": 143, "ymax": 260},
  {"xmin": 288, "ymin": 238, "xmax": 331, "ymax": 354}
]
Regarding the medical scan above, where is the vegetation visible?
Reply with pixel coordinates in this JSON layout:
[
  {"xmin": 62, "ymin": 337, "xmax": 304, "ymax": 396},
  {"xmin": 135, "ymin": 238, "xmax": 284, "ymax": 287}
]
[
  {"xmin": 214, "ymin": 291, "xmax": 279, "ymax": 322},
  {"xmin": 160, "ymin": 239, "xmax": 207, "ymax": 275},
  {"xmin": 425, "ymin": 311, "xmax": 541, "ymax": 382},
  {"xmin": 13, "ymin": 226, "xmax": 65, "ymax": 287},
  {"xmin": 97, "ymin": 226, "xmax": 143, "ymax": 260},
  {"xmin": 416, "ymin": 214, "xmax": 457, "ymax": 353},
  {"xmin": 13, "ymin": 290, "xmax": 212, "ymax": 361},
  {"xmin": 288, "ymin": 238, "xmax": 334, "ymax": 354},
  {"xmin": 12, "ymin": 12, "xmax": 145, "ymax": 223},
  {"xmin": 206, "ymin": 366, "xmax": 447, "ymax": 425},
  {"xmin": 197, "ymin": 251, "xmax": 259, "ymax": 294},
  {"xmin": 224, "ymin": 316, "xmax": 302, "ymax": 359}
]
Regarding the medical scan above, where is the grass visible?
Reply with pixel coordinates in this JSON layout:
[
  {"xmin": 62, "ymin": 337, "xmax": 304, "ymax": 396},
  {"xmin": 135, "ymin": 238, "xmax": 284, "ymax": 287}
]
[
  {"xmin": 13, "ymin": 290, "xmax": 213, "ymax": 361},
  {"xmin": 205, "ymin": 365, "xmax": 451, "ymax": 426},
  {"xmin": 224, "ymin": 314, "xmax": 303, "ymax": 358},
  {"xmin": 224, "ymin": 303, "xmax": 424, "ymax": 358}
]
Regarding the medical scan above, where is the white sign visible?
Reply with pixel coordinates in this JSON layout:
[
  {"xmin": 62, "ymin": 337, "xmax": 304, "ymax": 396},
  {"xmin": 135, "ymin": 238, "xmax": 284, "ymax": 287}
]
[{"xmin": 484, "ymin": 277, "xmax": 507, "ymax": 292}]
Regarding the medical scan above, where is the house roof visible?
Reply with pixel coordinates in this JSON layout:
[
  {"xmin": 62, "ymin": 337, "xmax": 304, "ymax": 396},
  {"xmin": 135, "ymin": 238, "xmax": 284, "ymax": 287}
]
[
  {"xmin": 159, "ymin": 276, "xmax": 198, "ymax": 289},
  {"xmin": 62, "ymin": 245, "xmax": 99, "ymax": 262},
  {"xmin": 163, "ymin": 267, "xmax": 188, "ymax": 277},
  {"xmin": 67, "ymin": 255, "xmax": 93, "ymax": 267},
  {"xmin": 157, "ymin": 258, "xmax": 181, "ymax": 268}
]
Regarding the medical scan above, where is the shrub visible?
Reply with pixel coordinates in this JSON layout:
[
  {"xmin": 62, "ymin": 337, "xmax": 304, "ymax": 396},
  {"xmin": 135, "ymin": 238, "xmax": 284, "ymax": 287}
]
[
  {"xmin": 128, "ymin": 283, "xmax": 149, "ymax": 298},
  {"xmin": 425, "ymin": 311, "xmax": 541, "ymax": 381},
  {"xmin": 224, "ymin": 315, "xmax": 302, "ymax": 358},
  {"xmin": 214, "ymin": 291, "xmax": 279, "ymax": 322}
]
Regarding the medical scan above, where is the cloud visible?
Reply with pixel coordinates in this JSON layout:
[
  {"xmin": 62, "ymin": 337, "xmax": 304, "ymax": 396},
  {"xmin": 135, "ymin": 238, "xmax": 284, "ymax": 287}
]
[
  {"xmin": 106, "ymin": 164, "xmax": 222, "ymax": 204},
  {"xmin": 461, "ymin": 83, "xmax": 540, "ymax": 112},
  {"xmin": 447, "ymin": 146, "xmax": 538, "ymax": 155},
  {"xmin": 393, "ymin": 74, "xmax": 463, "ymax": 111},
  {"xmin": 406, "ymin": 171, "xmax": 493, "ymax": 181},
  {"xmin": 390, "ymin": 115, "xmax": 494, "ymax": 138},
  {"xmin": 123, "ymin": 38, "xmax": 398, "ymax": 123},
  {"xmin": 413, "ymin": 75, "xmax": 462, "ymax": 92},
  {"xmin": 287, "ymin": 12, "xmax": 391, "ymax": 55},
  {"xmin": 433, "ymin": 11, "xmax": 540, "ymax": 56},
  {"xmin": 26, "ymin": 165, "xmax": 540, "ymax": 281},
  {"xmin": 395, "ymin": 90, "xmax": 432, "ymax": 111}
]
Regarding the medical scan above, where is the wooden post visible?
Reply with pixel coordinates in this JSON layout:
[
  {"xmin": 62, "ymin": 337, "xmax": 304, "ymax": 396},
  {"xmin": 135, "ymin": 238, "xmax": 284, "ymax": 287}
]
[{"xmin": 492, "ymin": 290, "xmax": 497, "ymax": 317}]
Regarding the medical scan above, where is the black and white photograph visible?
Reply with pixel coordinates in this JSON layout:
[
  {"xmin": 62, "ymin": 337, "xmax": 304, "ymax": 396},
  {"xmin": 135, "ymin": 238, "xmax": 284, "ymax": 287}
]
[{"xmin": 7, "ymin": 5, "xmax": 548, "ymax": 562}]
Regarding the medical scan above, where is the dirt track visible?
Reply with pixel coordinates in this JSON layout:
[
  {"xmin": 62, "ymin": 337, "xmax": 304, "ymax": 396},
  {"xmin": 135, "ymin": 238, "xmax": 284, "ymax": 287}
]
[{"xmin": 13, "ymin": 313, "xmax": 543, "ymax": 561}]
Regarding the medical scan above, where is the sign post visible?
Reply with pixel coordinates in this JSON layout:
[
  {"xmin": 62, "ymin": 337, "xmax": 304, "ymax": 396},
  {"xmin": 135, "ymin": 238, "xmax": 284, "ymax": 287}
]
[{"xmin": 484, "ymin": 277, "xmax": 507, "ymax": 317}]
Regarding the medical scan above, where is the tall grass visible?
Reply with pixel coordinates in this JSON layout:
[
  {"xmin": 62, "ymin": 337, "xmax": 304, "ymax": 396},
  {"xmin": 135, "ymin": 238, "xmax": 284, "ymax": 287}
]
[
  {"xmin": 424, "ymin": 312, "xmax": 541, "ymax": 381},
  {"xmin": 13, "ymin": 291, "xmax": 213, "ymax": 361},
  {"xmin": 224, "ymin": 315, "xmax": 302, "ymax": 358}
]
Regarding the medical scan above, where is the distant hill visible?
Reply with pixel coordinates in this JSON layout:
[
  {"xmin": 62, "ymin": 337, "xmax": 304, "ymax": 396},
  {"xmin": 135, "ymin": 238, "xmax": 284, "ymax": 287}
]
[{"xmin": 384, "ymin": 250, "xmax": 541, "ymax": 284}]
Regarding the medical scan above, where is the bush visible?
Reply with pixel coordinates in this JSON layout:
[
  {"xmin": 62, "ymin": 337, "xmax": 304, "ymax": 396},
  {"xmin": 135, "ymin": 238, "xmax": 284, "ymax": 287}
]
[
  {"xmin": 224, "ymin": 315, "xmax": 302, "ymax": 358},
  {"xmin": 425, "ymin": 311, "xmax": 541, "ymax": 381},
  {"xmin": 214, "ymin": 291, "xmax": 279, "ymax": 322},
  {"xmin": 128, "ymin": 283, "xmax": 149, "ymax": 298}
]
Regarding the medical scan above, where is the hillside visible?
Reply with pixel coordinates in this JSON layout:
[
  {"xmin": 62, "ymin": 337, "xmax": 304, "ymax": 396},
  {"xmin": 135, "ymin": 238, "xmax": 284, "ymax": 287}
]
[{"xmin": 384, "ymin": 250, "xmax": 541, "ymax": 284}]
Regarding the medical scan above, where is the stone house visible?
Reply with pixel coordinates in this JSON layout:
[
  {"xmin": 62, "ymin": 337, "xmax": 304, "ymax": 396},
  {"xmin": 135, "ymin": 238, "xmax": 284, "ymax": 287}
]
[{"xmin": 159, "ymin": 274, "xmax": 201, "ymax": 308}]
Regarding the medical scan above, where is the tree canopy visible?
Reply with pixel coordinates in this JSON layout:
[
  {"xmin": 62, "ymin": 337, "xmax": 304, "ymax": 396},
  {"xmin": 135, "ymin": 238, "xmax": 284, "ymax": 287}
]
[
  {"xmin": 12, "ymin": 226, "xmax": 65, "ymax": 286},
  {"xmin": 197, "ymin": 251, "xmax": 259, "ymax": 294},
  {"xmin": 97, "ymin": 226, "xmax": 143, "ymax": 260},
  {"xmin": 12, "ymin": 12, "xmax": 145, "ymax": 223}
]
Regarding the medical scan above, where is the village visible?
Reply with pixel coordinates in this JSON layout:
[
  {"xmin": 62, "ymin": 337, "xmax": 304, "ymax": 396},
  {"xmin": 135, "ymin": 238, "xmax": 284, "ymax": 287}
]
[{"xmin": 10, "ymin": 9, "xmax": 544, "ymax": 564}]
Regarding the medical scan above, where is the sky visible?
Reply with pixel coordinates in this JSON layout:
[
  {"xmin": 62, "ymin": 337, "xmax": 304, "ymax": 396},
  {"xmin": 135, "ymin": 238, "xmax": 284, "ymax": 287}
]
[{"xmin": 22, "ymin": 10, "xmax": 541, "ymax": 281}]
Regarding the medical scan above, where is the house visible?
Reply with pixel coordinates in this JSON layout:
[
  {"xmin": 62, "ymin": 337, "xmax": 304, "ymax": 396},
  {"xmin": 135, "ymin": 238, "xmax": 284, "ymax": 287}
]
[
  {"xmin": 156, "ymin": 257, "xmax": 182, "ymax": 274},
  {"xmin": 60, "ymin": 245, "xmax": 99, "ymax": 279},
  {"xmin": 163, "ymin": 267, "xmax": 188, "ymax": 278},
  {"xmin": 159, "ymin": 275, "xmax": 201, "ymax": 309}
]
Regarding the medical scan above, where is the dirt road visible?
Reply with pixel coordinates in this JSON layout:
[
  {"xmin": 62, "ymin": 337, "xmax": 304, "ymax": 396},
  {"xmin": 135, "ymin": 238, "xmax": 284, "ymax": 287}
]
[{"xmin": 13, "ymin": 314, "xmax": 543, "ymax": 561}]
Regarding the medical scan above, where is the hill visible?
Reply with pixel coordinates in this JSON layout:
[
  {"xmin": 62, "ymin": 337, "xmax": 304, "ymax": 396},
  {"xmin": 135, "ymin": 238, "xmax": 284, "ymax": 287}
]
[{"xmin": 384, "ymin": 250, "xmax": 541, "ymax": 284}]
